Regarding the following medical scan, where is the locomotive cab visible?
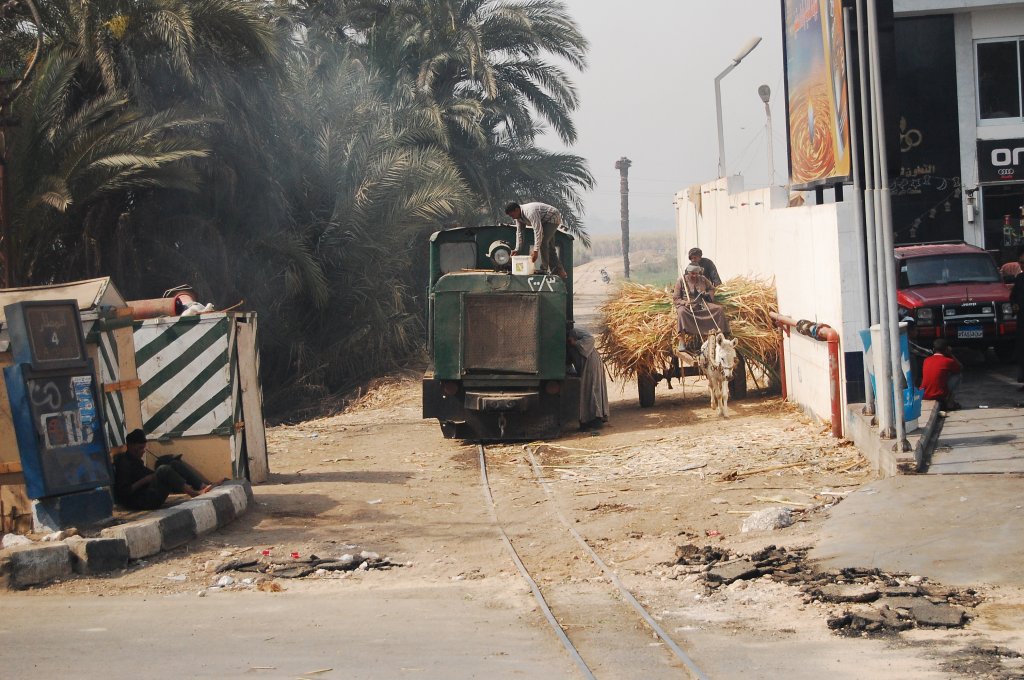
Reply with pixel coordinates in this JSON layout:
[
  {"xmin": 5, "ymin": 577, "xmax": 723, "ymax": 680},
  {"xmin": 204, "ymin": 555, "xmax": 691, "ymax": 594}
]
[{"xmin": 422, "ymin": 225, "xmax": 581, "ymax": 440}]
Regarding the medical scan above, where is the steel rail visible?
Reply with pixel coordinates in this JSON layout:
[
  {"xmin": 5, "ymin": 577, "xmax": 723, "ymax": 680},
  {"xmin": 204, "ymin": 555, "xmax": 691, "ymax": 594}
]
[
  {"xmin": 523, "ymin": 446, "xmax": 711, "ymax": 680},
  {"xmin": 476, "ymin": 444, "xmax": 596, "ymax": 680}
]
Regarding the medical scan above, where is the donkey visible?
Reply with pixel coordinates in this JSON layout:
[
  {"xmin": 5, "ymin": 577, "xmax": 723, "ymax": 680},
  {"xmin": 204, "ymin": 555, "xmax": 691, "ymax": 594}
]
[{"xmin": 697, "ymin": 332, "xmax": 739, "ymax": 417}]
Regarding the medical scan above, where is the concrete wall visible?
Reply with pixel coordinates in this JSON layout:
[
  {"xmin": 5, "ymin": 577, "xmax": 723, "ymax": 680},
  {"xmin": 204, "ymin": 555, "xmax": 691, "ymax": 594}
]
[{"xmin": 675, "ymin": 178, "xmax": 869, "ymax": 430}]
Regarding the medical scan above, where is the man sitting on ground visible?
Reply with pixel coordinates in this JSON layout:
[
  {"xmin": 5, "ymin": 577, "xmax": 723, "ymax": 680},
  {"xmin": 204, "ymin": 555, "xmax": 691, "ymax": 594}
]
[
  {"xmin": 920, "ymin": 339, "xmax": 962, "ymax": 411},
  {"xmin": 113, "ymin": 429, "xmax": 220, "ymax": 510}
]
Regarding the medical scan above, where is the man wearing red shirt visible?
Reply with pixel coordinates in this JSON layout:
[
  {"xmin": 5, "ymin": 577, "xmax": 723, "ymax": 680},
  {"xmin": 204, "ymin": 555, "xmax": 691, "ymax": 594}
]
[{"xmin": 920, "ymin": 339, "xmax": 962, "ymax": 410}]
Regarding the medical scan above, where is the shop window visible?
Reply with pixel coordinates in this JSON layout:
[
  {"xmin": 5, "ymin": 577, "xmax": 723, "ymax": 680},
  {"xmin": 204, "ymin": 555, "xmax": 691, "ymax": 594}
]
[
  {"xmin": 980, "ymin": 183, "xmax": 1024, "ymax": 262},
  {"xmin": 977, "ymin": 38, "xmax": 1023, "ymax": 120}
]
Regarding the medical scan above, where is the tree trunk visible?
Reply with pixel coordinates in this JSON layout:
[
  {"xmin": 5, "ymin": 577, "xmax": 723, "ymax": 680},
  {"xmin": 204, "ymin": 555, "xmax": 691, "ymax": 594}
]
[{"xmin": 614, "ymin": 156, "xmax": 631, "ymax": 279}]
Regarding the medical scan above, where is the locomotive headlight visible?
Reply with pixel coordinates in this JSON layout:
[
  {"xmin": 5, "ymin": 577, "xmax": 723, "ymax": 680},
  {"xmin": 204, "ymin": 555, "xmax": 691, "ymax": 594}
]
[{"xmin": 487, "ymin": 240, "xmax": 513, "ymax": 269}]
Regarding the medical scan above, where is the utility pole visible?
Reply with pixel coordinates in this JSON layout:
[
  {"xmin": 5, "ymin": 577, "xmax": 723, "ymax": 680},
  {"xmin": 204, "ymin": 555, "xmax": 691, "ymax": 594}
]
[
  {"xmin": 757, "ymin": 85, "xmax": 775, "ymax": 186},
  {"xmin": 0, "ymin": 0, "xmax": 44, "ymax": 288},
  {"xmin": 614, "ymin": 156, "xmax": 631, "ymax": 279}
]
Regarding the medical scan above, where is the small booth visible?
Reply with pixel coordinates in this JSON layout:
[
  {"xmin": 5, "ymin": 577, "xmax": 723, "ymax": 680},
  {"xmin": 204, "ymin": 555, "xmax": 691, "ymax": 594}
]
[
  {"xmin": 130, "ymin": 312, "xmax": 268, "ymax": 485},
  {"xmin": 0, "ymin": 278, "xmax": 267, "ymax": 534}
]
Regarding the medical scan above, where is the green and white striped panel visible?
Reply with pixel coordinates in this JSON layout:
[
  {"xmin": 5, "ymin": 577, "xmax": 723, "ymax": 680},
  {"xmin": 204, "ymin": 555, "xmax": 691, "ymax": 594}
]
[
  {"xmin": 96, "ymin": 329, "xmax": 125, "ymax": 449},
  {"xmin": 134, "ymin": 315, "xmax": 233, "ymax": 438}
]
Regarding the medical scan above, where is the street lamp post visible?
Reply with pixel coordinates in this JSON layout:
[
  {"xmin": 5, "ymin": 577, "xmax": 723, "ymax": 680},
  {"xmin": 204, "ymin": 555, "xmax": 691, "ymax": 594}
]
[
  {"xmin": 715, "ymin": 36, "xmax": 762, "ymax": 178},
  {"xmin": 757, "ymin": 84, "xmax": 775, "ymax": 186}
]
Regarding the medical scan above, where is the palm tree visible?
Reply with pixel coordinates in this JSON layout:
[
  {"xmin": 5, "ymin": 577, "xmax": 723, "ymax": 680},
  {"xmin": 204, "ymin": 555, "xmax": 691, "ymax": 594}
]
[
  {"xmin": 6, "ymin": 47, "xmax": 209, "ymax": 283},
  {"xmin": 243, "ymin": 50, "xmax": 477, "ymax": 408},
  {"xmin": 2, "ymin": 0, "xmax": 595, "ymax": 414},
  {"xmin": 343, "ymin": 0, "xmax": 593, "ymax": 229},
  {"xmin": 458, "ymin": 124, "xmax": 592, "ymax": 243}
]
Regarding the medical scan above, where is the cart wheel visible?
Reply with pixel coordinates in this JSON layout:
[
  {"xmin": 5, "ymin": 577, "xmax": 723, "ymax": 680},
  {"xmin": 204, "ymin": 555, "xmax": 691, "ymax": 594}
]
[
  {"xmin": 638, "ymin": 372, "xmax": 656, "ymax": 408},
  {"xmin": 729, "ymin": 355, "xmax": 747, "ymax": 400}
]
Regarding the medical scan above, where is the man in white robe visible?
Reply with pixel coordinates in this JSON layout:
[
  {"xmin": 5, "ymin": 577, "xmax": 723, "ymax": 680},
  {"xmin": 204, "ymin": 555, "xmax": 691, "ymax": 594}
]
[{"xmin": 568, "ymin": 327, "xmax": 609, "ymax": 430}]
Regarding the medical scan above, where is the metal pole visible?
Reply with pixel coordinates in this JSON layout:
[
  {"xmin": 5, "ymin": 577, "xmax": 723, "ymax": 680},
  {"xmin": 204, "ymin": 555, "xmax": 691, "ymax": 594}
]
[
  {"xmin": 856, "ymin": 0, "xmax": 879, "ymax": 332},
  {"xmin": 715, "ymin": 67, "xmax": 733, "ymax": 178},
  {"xmin": 866, "ymin": 0, "xmax": 908, "ymax": 449},
  {"xmin": 844, "ymin": 5, "xmax": 875, "ymax": 417},
  {"xmin": 765, "ymin": 102, "xmax": 775, "ymax": 185},
  {"xmin": 863, "ymin": 0, "xmax": 894, "ymax": 438},
  {"xmin": 714, "ymin": 38, "xmax": 762, "ymax": 178},
  {"xmin": 867, "ymin": 0, "xmax": 908, "ymax": 447}
]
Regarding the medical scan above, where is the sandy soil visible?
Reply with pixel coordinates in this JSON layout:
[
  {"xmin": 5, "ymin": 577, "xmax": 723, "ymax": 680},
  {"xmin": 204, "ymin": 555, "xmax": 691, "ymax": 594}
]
[{"xmin": 17, "ymin": 253, "xmax": 1024, "ymax": 678}]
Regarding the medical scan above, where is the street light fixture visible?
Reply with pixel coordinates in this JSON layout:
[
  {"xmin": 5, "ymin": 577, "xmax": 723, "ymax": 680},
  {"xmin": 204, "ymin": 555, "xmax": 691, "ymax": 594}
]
[
  {"xmin": 715, "ymin": 36, "xmax": 763, "ymax": 178},
  {"xmin": 757, "ymin": 84, "xmax": 775, "ymax": 186}
]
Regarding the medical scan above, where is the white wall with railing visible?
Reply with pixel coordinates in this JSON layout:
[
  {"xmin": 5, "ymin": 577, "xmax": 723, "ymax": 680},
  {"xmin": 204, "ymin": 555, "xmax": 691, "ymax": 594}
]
[{"xmin": 675, "ymin": 177, "xmax": 868, "ymax": 428}]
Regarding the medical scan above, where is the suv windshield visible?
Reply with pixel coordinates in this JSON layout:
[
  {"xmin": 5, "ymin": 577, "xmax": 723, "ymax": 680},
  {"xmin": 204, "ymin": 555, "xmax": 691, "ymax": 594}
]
[{"xmin": 898, "ymin": 253, "xmax": 1000, "ymax": 288}]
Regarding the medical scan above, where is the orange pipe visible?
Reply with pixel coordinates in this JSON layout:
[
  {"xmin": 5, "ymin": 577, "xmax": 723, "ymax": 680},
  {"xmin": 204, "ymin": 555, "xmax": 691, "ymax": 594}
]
[
  {"xmin": 770, "ymin": 312, "xmax": 843, "ymax": 439},
  {"xmin": 128, "ymin": 291, "xmax": 197, "ymax": 319}
]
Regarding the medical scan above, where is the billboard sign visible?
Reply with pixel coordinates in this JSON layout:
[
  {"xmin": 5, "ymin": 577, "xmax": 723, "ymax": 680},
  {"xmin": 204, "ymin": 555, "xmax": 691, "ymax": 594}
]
[
  {"xmin": 782, "ymin": 0, "xmax": 852, "ymax": 189},
  {"xmin": 977, "ymin": 138, "xmax": 1024, "ymax": 183}
]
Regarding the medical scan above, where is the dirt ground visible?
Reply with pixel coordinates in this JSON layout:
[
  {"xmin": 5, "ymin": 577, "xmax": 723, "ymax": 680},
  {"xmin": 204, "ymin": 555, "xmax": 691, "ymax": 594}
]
[{"xmin": 15, "ymin": 254, "xmax": 1024, "ymax": 678}]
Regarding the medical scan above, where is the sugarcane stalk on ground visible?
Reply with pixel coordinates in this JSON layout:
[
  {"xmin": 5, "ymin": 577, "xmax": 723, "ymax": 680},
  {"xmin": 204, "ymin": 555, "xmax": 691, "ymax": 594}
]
[{"xmin": 598, "ymin": 277, "xmax": 780, "ymax": 387}]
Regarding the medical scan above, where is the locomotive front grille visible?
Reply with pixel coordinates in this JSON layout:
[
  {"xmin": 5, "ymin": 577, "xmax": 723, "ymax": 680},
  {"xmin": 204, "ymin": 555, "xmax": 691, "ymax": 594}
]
[{"xmin": 464, "ymin": 294, "xmax": 539, "ymax": 374}]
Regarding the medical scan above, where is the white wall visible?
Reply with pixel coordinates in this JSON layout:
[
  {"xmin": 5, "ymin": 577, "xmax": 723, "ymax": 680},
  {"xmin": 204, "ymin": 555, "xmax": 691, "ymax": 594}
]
[{"xmin": 675, "ymin": 178, "xmax": 869, "ymax": 428}]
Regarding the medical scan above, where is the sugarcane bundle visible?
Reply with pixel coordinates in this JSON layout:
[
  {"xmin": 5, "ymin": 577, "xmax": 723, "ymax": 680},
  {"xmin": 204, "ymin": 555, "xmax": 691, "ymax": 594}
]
[{"xmin": 598, "ymin": 277, "xmax": 780, "ymax": 386}]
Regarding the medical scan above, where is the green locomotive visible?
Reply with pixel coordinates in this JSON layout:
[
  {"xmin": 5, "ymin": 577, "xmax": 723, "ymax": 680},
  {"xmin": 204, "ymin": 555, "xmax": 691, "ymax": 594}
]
[{"xmin": 422, "ymin": 225, "xmax": 581, "ymax": 440}]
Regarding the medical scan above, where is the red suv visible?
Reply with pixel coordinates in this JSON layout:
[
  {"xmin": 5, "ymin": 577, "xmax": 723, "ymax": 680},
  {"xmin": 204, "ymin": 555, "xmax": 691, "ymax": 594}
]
[{"xmin": 896, "ymin": 243, "xmax": 1016, "ymax": 356}]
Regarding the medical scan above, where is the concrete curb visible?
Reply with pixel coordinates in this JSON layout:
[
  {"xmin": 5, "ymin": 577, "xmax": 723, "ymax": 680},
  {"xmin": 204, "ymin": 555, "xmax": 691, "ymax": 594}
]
[
  {"xmin": 845, "ymin": 403, "xmax": 932, "ymax": 477},
  {"xmin": 913, "ymin": 403, "xmax": 943, "ymax": 473},
  {"xmin": 0, "ymin": 480, "xmax": 252, "ymax": 589}
]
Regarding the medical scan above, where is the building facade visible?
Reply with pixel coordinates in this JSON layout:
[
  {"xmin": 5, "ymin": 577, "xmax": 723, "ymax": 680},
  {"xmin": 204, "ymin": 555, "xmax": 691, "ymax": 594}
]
[{"xmin": 894, "ymin": 0, "xmax": 1024, "ymax": 266}]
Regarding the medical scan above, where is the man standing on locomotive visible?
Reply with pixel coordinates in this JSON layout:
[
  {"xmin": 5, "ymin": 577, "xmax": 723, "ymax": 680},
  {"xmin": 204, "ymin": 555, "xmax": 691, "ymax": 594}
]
[{"xmin": 505, "ymin": 201, "xmax": 568, "ymax": 279}]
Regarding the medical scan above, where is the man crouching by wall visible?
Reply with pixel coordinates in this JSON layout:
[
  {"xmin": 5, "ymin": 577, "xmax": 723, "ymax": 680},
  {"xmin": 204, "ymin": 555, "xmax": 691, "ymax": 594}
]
[
  {"xmin": 113, "ymin": 429, "xmax": 222, "ymax": 510},
  {"xmin": 920, "ymin": 339, "xmax": 962, "ymax": 412}
]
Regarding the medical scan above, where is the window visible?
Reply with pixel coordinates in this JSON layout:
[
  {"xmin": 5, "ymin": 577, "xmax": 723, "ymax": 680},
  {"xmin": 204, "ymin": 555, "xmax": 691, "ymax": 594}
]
[
  {"xmin": 977, "ymin": 38, "xmax": 1024, "ymax": 120},
  {"xmin": 981, "ymin": 182, "xmax": 1024, "ymax": 251},
  {"xmin": 899, "ymin": 254, "xmax": 1000, "ymax": 288},
  {"xmin": 439, "ymin": 241, "xmax": 477, "ymax": 274}
]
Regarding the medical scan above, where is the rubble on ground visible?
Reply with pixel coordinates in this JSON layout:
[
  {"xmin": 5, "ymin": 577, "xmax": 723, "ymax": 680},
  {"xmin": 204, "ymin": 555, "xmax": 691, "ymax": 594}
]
[
  {"xmin": 208, "ymin": 549, "xmax": 405, "ymax": 581},
  {"xmin": 669, "ymin": 543, "xmax": 979, "ymax": 635},
  {"xmin": 741, "ymin": 507, "xmax": 793, "ymax": 532},
  {"xmin": 940, "ymin": 644, "xmax": 1024, "ymax": 680}
]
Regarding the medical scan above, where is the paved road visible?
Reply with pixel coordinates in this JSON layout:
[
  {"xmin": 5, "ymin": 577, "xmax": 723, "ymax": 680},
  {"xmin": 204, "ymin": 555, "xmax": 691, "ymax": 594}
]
[
  {"xmin": 928, "ymin": 359, "xmax": 1024, "ymax": 474},
  {"xmin": 813, "ymin": 358, "xmax": 1024, "ymax": 587},
  {"xmin": 0, "ymin": 587, "xmax": 576, "ymax": 679},
  {"xmin": 811, "ymin": 473, "xmax": 1024, "ymax": 587},
  {"xmin": 572, "ymin": 256, "xmax": 620, "ymax": 331}
]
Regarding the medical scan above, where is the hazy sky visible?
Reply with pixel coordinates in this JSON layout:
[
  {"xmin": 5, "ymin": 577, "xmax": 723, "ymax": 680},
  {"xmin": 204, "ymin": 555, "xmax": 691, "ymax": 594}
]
[{"xmin": 541, "ymin": 1, "xmax": 788, "ymax": 235}]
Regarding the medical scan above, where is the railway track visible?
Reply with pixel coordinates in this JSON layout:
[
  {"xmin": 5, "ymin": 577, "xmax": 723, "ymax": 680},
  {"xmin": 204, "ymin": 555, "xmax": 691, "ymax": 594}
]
[{"xmin": 477, "ymin": 444, "xmax": 709, "ymax": 680}]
